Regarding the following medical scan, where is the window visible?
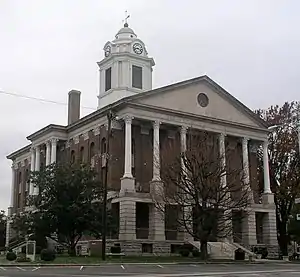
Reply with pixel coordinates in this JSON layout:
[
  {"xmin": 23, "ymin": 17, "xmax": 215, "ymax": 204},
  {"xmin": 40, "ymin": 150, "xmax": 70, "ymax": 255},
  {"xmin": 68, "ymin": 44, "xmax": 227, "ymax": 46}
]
[
  {"xmin": 132, "ymin": 65, "xmax": 142, "ymax": 89},
  {"xmin": 80, "ymin": 147, "xmax": 85, "ymax": 163},
  {"xmin": 90, "ymin": 142, "xmax": 95, "ymax": 160},
  {"xmin": 105, "ymin": 67, "xmax": 112, "ymax": 91},
  {"xmin": 70, "ymin": 150, "xmax": 75, "ymax": 164},
  {"xmin": 142, "ymin": 243, "xmax": 153, "ymax": 253},
  {"xmin": 101, "ymin": 138, "xmax": 107, "ymax": 154}
]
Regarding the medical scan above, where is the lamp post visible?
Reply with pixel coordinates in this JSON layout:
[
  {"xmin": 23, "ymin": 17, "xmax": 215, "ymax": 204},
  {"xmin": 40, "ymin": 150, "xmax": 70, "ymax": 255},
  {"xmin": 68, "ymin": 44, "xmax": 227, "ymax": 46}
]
[{"xmin": 101, "ymin": 110, "xmax": 114, "ymax": 261}]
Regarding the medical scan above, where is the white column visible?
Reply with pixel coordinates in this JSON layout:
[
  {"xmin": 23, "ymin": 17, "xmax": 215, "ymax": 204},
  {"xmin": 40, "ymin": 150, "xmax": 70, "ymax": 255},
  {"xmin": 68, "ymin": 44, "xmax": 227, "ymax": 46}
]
[
  {"xmin": 46, "ymin": 141, "xmax": 51, "ymax": 166},
  {"xmin": 123, "ymin": 116, "xmax": 133, "ymax": 178},
  {"xmin": 10, "ymin": 163, "xmax": 16, "ymax": 207},
  {"xmin": 242, "ymin": 138, "xmax": 250, "ymax": 184},
  {"xmin": 180, "ymin": 126, "xmax": 188, "ymax": 168},
  {"xmin": 219, "ymin": 133, "xmax": 227, "ymax": 187},
  {"xmin": 35, "ymin": 146, "xmax": 40, "ymax": 171},
  {"xmin": 152, "ymin": 120, "xmax": 160, "ymax": 181},
  {"xmin": 263, "ymin": 140, "xmax": 272, "ymax": 193},
  {"xmin": 30, "ymin": 148, "xmax": 35, "ymax": 195},
  {"xmin": 50, "ymin": 138, "xmax": 58, "ymax": 164}
]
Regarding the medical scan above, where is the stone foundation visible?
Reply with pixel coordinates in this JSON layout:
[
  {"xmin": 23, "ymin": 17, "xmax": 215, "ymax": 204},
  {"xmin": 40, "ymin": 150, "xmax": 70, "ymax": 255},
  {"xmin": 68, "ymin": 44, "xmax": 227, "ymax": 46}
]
[{"xmin": 90, "ymin": 239, "xmax": 183, "ymax": 256}]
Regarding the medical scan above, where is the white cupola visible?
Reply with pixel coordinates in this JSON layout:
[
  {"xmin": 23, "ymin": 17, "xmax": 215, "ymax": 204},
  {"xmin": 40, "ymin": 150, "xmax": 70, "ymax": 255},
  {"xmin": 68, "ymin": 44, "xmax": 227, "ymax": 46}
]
[{"xmin": 97, "ymin": 22, "xmax": 155, "ymax": 109}]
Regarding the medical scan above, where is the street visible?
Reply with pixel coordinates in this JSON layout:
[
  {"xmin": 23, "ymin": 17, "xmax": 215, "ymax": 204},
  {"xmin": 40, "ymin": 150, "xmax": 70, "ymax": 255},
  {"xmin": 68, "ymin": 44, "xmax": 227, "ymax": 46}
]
[{"xmin": 0, "ymin": 263, "xmax": 300, "ymax": 277}]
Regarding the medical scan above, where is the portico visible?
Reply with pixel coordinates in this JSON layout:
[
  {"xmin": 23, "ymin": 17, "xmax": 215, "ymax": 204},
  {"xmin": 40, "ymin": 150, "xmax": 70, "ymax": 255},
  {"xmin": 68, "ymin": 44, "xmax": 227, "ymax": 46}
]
[
  {"xmin": 29, "ymin": 138, "xmax": 59, "ymax": 195},
  {"xmin": 111, "ymin": 107, "xmax": 274, "ymax": 246}
]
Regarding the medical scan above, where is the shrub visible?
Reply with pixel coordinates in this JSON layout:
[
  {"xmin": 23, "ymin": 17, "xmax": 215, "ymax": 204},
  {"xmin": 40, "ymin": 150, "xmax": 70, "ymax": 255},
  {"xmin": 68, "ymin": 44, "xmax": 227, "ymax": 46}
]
[
  {"xmin": 6, "ymin": 251, "xmax": 17, "ymax": 261},
  {"xmin": 179, "ymin": 248, "xmax": 190, "ymax": 257},
  {"xmin": 111, "ymin": 246, "xmax": 121, "ymax": 254},
  {"xmin": 36, "ymin": 246, "xmax": 42, "ymax": 255},
  {"xmin": 40, "ymin": 249, "xmax": 56, "ymax": 261},
  {"xmin": 261, "ymin": 248, "xmax": 268, "ymax": 259},
  {"xmin": 16, "ymin": 253, "xmax": 31, "ymax": 262},
  {"xmin": 192, "ymin": 249, "xmax": 201, "ymax": 257}
]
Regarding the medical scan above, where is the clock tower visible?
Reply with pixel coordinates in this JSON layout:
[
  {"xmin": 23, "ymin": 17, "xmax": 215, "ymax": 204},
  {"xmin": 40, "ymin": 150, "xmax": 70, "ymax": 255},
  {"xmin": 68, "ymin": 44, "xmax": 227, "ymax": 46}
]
[{"xmin": 97, "ymin": 23, "xmax": 155, "ymax": 109}]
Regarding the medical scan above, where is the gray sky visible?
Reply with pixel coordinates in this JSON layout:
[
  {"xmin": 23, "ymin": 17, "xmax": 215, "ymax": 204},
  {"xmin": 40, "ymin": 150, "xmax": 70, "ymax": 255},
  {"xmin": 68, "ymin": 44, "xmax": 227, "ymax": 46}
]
[{"xmin": 0, "ymin": 0, "xmax": 299, "ymax": 211}]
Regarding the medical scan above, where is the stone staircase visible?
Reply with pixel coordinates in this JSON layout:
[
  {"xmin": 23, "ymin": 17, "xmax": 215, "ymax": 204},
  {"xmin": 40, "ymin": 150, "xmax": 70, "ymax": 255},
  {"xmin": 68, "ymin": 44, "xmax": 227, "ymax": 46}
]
[{"xmin": 188, "ymin": 240, "xmax": 256, "ymax": 260}]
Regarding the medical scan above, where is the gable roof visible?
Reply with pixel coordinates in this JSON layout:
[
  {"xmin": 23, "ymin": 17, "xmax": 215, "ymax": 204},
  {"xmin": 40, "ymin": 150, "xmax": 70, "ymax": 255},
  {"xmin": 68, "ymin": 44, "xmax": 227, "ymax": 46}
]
[{"xmin": 121, "ymin": 75, "xmax": 268, "ymax": 129}]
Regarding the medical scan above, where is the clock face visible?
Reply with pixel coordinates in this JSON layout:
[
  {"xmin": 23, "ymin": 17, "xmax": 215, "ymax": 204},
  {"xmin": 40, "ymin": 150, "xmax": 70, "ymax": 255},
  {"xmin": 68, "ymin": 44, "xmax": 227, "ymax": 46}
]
[
  {"xmin": 105, "ymin": 45, "xmax": 111, "ymax": 57},
  {"xmin": 133, "ymin": 43, "xmax": 143, "ymax": 55}
]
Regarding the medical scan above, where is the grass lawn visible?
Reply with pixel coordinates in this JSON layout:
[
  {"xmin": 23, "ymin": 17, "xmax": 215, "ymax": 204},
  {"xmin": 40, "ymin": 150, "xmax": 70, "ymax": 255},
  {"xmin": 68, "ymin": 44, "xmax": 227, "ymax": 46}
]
[
  {"xmin": 0, "ymin": 254, "xmax": 209, "ymax": 264},
  {"xmin": 39, "ymin": 254, "xmax": 203, "ymax": 264}
]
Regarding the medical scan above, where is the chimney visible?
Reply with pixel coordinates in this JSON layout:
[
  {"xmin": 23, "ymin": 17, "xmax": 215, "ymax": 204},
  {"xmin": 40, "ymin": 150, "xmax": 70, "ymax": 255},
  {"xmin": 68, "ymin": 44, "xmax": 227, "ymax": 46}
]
[{"xmin": 68, "ymin": 90, "xmax": 81, "ymax": 125}]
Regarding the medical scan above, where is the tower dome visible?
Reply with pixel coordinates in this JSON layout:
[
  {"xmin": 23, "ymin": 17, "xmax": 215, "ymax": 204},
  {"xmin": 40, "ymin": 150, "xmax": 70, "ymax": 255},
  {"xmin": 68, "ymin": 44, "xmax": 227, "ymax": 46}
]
[{"xmin": 115, "ymin": 23, "xmax": 137, "ymax": 40}]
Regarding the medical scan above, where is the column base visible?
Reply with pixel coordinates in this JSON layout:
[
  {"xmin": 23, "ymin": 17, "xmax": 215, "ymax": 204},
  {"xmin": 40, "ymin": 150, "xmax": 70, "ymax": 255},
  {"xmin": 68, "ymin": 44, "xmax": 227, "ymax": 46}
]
[
  {"xmin": 262, "ymin": 193, "xmax": 274, "ymax": 205},
  {"xmin": 242, "ymin": 211, "xmax": 257, "ymax": 246},
  {"xmin": 150, "ymin": 180, "xmax": 164, "ymax": 196},
  {"xmin": 149, "ymin": 204, "xmax": 165, "ymax": 241},
  {"xmin": 119, "ymin": 199, "xmax": 136, "ymax": 241},
  {"xmin": 120, "ymin": 176, "xmax": 135, "ymax": 194}
]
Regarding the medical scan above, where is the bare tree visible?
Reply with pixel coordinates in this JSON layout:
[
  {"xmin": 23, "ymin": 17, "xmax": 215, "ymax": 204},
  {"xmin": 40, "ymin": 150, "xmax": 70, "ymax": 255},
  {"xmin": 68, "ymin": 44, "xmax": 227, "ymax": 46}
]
[
  {"xmin": 256, "ymin": 101, "xmax": 300, "ymax": 256},
  {"xmin": 153, "ymin": 130, "xmax": 252, "ymax": 259}
]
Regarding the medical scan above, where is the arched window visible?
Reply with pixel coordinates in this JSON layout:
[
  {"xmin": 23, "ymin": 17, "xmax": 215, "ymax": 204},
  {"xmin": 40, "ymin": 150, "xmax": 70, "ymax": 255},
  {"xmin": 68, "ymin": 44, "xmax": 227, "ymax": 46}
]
[
  {"xmin": 80, "ymin": 147, "xmax": 85, "ymax": 163},
  {"xmin": 70, "ymin": 150, "xmax": 75, "ymax": 164},
  {"xmin": 101, "ymin": 138, "xmax": 107, "ymax": 154},
  {"xmin": 90, "ymin": 142, "xmax": 95, "ymax": 158},
  {"xmin": 25, "ymin": 169, "xmax": 29, "ymax": 192}
]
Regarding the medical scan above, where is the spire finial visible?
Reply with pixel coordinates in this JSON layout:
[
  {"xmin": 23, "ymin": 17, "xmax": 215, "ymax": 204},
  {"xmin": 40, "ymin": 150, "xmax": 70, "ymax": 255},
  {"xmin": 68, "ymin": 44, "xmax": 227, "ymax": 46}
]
[{"xmin": 122, "ymin": 10, "xmax": 130, "ymax": 27}]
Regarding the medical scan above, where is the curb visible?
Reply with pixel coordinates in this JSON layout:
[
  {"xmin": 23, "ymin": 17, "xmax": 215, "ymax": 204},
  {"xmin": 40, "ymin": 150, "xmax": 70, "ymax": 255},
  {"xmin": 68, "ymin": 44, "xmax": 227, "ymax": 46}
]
[{"xmin": 0, "ymin": 261, "xmax": 284, "ymax": 267}]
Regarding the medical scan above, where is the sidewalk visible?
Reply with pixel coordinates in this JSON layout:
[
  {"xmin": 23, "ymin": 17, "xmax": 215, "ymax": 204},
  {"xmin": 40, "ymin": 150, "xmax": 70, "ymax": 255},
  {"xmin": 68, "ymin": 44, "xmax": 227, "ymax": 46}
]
[{"xmin": 0, "ymin": 259, "xmax": 289, "ymax": 267}]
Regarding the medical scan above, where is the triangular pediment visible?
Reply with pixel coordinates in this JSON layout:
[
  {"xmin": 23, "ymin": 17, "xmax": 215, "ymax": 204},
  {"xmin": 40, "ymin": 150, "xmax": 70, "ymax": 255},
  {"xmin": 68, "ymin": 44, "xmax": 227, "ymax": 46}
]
[{"xmin": 128, "ymin": 76, "xmax": 266, "ymax": 128}]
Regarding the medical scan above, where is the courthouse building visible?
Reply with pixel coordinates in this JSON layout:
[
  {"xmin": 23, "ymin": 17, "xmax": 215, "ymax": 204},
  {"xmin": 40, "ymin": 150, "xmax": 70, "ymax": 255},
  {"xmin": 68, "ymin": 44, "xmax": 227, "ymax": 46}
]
[{"xmin": 6, "ymin": 23, "xmax": 277, "ymax": 256}]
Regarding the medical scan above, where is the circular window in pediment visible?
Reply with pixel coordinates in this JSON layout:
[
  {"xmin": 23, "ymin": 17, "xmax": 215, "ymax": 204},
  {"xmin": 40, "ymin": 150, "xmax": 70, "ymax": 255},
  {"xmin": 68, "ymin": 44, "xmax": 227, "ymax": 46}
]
[{"xmin": 197, "ymin": 93, "xmax": 209, "ymax": 107}]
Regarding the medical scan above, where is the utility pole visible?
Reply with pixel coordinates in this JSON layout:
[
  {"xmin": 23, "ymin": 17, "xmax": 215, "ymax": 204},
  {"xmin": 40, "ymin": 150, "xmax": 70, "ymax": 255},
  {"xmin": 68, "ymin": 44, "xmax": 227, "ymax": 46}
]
[{"xmin": 101, "ymin": 110, "xmax": 114, "ymax": 260}]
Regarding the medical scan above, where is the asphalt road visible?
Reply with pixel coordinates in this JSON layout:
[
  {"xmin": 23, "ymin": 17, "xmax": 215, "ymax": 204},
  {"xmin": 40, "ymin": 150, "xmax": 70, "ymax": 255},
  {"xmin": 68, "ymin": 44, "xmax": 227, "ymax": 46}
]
[{"xmin": 0, "ymin": 263, "xmax": 300, "ymax": 277}]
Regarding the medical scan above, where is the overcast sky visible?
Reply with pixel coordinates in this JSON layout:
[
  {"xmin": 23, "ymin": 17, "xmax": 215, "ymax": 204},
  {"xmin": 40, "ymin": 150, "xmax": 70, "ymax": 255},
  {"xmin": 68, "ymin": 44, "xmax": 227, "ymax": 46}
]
[{"xmin": 0, "ymin": 0, "xmax": 299, "ymax": 211}]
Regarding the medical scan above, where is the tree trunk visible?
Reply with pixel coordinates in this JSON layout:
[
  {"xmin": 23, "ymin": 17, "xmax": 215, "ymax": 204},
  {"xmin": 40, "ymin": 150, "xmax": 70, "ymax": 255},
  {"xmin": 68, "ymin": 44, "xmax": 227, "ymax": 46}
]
[
  {"xmin": 200, "ymin": 240, "xmax": 208, "ymax": 260},
  {"xmin": 278, "ymin": 222, "xmax": 289, "ymax": 256},
  {"xmin": 68, "ymin": 241, "xmax": 77, "ymax": 257}
]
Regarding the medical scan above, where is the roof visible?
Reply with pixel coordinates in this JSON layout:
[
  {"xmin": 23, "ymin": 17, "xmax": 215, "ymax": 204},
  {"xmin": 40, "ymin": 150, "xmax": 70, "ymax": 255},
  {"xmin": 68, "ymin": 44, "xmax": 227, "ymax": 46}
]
[
  {"xmin": 7, "ymin": 144, "xmax": 31, "ymax": 160},
  {"xmin": 26, "ymin": 124, "xmax": 66, "ymax": 141},
  {"xmin": 7, "ymin": 75, "xmax": 268, "ymax": 160},
  {"xmin": 121, "ymin": 75, "xmax": 269, "ymax": 128}
]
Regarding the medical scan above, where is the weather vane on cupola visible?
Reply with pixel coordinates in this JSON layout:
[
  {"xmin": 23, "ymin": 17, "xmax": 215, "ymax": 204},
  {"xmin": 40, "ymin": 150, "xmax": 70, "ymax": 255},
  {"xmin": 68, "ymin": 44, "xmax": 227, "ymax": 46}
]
[{"xmin": 122, "ymin": 10, "xmax": 130, "ymax": 27}]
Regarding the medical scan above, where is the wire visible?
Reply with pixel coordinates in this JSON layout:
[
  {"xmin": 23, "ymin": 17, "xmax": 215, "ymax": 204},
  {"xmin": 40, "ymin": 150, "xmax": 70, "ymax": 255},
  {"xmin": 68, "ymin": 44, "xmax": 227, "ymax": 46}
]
[{"xmin": 0, "ymin": 90, "xmax": 96, "ymax": 110}]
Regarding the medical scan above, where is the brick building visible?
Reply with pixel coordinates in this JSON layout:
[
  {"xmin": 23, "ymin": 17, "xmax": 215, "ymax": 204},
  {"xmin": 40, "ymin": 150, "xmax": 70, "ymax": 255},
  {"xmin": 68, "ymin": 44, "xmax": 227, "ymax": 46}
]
[{"xmin": 6, "ymin": 23, "xmax": 277, "ymax": 256}]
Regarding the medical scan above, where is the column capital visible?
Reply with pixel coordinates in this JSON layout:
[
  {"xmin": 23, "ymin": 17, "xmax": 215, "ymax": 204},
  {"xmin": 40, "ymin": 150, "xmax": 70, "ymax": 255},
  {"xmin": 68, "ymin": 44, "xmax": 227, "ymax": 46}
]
[
  {"xmin": 65, "ymin": 140, "xmax": 71, "ymax": 148},
  {"xmin": 180, "ymin": 125, "xmax": 188, "ymax": 135},
  {"xmin": 93, "ymin": 126, "xmax": 100, "ymax": 136},
  {"xmin": 12, "ymin": 162, "xmax": 18, "ymax": 170},
  {"xmin": 30, "ymin": 147, "xmax": 35, "ymax": 153},
  {"xmin": 50, "ymin": 138, "xmax": 59, "ymax": 144},
  {"xmin": 45, "ymin": 140, "xmax": 51, "ymax": 146},
  {"xmin": 73, "ymin": 135, "xmax": 80, "ymax": 144},
  {"xmin": 35, "ymin": 144, "xmax": 40, "ymax": 151},
  {"xmin": 242, "ymin": 137, "xmax": 250, "ymax": 143},
  {"xmin": 124, "ymin": 115, "xmax": 134, "ymax": 125},
  {"xmin": 219, "ymin": 132, "xmax": 226, "ymax": 142},
  {"xmin": 153, "ymin": 120, "xmax": 161, "ymax": 129},
  {"xmin": 83, "ymin": 132, "xmax": 89, "ymax": 141},
  {"xmin": 20, "ymin": 160, "xmax": 25, "ymax": 167}
]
